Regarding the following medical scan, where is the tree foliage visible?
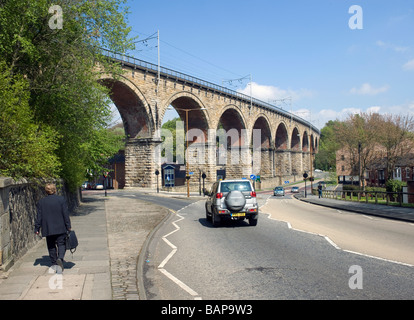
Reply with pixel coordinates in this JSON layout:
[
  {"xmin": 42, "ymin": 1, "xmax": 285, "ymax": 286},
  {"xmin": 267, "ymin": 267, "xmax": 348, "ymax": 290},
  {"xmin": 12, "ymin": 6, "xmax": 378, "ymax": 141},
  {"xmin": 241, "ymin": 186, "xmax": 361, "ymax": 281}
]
[
  {"xmin": 316, "ymin": 113, "xmax": 414, "ymax": 184},
  {"xmin": 0, "ymin": 0, "xmax": 135, "ymax": 190},
  {"xmin": 0, "ymin": 62, "xmax": 60, "ymax": 178},
  {"xmin": 314, "ymin": 120, "xmax": 340, "ymax": 171}
]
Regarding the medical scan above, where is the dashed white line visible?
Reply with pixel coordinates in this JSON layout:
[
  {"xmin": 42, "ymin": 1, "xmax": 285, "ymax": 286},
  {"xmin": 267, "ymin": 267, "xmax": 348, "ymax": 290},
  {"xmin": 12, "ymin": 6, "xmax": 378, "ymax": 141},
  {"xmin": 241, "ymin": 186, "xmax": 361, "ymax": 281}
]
[
  {"xmin": 157, "ymin": 205, "xmax": 202, "ymax": 300},
  {"xmin": 263, "ymin": 206, "xmax": 413, "ymax": 267}
]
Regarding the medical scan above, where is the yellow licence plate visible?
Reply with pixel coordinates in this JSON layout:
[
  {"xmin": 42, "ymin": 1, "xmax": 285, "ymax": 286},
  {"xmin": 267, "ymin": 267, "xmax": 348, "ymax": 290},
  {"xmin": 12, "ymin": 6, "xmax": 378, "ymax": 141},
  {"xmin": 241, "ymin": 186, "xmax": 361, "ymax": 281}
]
[{"xmin": 231, "ymin": 213, "xmax": 245, "ymax": 217}]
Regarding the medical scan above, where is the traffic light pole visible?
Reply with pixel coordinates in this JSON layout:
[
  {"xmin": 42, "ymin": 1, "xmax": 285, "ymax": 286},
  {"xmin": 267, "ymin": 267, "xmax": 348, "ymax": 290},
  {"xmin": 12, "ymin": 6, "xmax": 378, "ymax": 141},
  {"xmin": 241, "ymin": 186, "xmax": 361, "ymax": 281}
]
[{"xmin": 303, "ymin": 173, "xmax": 308, "ymax": 198}]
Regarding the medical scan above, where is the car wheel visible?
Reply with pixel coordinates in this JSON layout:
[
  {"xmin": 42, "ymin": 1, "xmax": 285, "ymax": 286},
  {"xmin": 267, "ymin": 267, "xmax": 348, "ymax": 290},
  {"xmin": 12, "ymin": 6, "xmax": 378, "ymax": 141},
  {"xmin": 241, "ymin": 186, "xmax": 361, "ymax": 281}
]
[
  {"xmin": 212, "ymin": 211, "xmax": 220, "ymax": 227},
  {"xmin": 205, "ymin": 205, "xmax": 212, "ymax": 222},
  {"xmin": 249, "ymin": 216, "xmax": 258, "ymax": 226}
]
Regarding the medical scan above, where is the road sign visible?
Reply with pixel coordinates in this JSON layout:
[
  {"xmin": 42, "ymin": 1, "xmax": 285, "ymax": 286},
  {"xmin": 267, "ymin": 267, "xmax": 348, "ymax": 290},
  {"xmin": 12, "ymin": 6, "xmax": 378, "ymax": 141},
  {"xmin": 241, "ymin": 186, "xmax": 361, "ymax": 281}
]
[
  {"xmin": 189, "ymin": 172, "xmax": 194, "ymax": 175},
  {"xmin": 250, "ymin": 175, "xmax": 256, "ymax": 180}
]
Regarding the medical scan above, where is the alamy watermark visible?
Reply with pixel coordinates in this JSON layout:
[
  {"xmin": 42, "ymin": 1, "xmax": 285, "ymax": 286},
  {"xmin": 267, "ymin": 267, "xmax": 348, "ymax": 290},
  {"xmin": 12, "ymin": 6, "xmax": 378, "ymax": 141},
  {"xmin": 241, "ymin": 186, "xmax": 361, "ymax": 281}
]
[
  {"xmin": 349, "ymin": 5, "xmax": 363, "ymax": 30},
  {"xmin": 154, "ymin": 124, "xmax": 263, "ymax": 170},
  {"xmin": 48, "ymin": 266, "xmax": 63, "ymax": 290},
  {"xmin": 49, "ymin": 5, "xmax": 63, "ymax": 30},
  {"xmin": 348, "ymin": 265, "xmax": 363, "ymax": 290}
]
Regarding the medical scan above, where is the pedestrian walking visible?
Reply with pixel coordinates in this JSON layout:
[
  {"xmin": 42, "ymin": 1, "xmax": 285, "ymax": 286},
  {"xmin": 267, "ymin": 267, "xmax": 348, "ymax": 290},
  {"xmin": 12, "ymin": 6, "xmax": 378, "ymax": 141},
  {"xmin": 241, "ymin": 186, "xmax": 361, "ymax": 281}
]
[
  {"xmin": 35, "ymin": 183, "xmax": 71, "ymax": 273},
  {"xmin": 318, "ymin": 183, "xmax": 323, "ymax": 198}
]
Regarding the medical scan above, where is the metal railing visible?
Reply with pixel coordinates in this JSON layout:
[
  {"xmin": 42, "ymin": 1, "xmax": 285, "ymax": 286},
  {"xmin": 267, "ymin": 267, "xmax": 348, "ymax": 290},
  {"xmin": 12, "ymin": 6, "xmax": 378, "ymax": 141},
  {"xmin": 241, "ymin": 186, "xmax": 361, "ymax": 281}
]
[
  {"xmin": 100, "ymin": 48, "xmax": 320, "ymax": 135},
  {"xmin": 316, "ymin": 189, "xmax": 414, "ymax": 207}
]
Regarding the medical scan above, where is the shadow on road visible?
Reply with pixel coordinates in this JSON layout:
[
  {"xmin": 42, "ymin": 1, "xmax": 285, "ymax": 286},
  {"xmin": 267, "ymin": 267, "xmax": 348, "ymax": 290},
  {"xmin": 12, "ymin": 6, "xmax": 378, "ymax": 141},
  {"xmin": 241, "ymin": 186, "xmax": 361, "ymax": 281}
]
[{"xmin": 198, "ymin": 218, "xmax": 252, "ymax": 228}]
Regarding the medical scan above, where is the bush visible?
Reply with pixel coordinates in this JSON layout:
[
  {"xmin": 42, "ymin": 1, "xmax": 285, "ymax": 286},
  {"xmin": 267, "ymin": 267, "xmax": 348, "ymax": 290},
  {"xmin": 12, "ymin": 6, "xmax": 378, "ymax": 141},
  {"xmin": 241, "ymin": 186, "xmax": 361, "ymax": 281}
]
[
  {"xmin": 385, "ymin": 180, "xmax": 406, "ymax": 193},
  {"xmin": 343, "ymin": 185, "xmax": 360, "ymax": 191},
  {"xmin": 365, "ymin": 187, "xmax": 386, "ymax": 193}
]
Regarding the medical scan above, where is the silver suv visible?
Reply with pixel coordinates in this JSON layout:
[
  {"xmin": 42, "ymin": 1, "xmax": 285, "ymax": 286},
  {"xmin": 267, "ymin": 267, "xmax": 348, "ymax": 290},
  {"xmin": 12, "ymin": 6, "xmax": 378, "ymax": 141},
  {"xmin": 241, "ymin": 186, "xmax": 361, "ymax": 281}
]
[{"xmin": 204, "ymin": 179, "xmax": 258, "ymax": 227}]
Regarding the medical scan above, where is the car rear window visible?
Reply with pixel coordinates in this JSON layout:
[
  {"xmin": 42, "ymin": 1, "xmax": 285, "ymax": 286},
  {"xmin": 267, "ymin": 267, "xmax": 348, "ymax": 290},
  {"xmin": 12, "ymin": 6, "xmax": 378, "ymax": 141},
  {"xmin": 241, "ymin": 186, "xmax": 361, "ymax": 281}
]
[{"xmin": 220, "ymin": 181, "xmax": 252, "ymax": 192}]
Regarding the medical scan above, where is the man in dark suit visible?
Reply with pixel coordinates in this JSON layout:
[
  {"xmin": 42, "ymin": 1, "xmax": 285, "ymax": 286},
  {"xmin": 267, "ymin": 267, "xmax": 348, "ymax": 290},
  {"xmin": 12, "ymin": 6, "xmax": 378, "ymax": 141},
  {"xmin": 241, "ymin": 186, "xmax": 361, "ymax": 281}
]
[{"xmin": 35, "ymin": 183, "xmax": 71, "ymax": 273}]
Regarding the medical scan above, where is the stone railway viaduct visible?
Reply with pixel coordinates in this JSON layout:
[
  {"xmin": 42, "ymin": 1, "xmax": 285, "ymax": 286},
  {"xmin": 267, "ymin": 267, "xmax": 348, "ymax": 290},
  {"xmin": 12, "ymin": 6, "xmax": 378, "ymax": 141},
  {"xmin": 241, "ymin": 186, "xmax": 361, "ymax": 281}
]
[{"xmin": 99, "ymin": 50, "xmax": 320, "ymax": 190}]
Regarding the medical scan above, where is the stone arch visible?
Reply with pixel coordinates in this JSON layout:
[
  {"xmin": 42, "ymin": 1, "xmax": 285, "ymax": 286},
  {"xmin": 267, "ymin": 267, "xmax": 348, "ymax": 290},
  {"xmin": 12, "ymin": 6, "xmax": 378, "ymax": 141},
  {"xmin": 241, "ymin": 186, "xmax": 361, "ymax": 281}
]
[
  {"xmin": 302, "ymin": 131, "xmax": 309, "ymax": 152},
  {"xmin": 99, "ymin": 75, "xmax": 154, "ymax": 139},
  {"xmin": 161, "ymin": 91, "xmax": 210, "ymax": 143},
  {"xmin": 275, "ymin": 122, "xmax": 289, "ymax": 150},
  {"xmin": 216, "ymin": 105, "xmax": 249, "ymax": 179},
  {"xmin": 290, "ymin": 127, "xmax": 302, "ymax": 176},
  {"xmin": 252, "ymin": 114, "xmax": 272, "ymax": 148},
  {"xmin": 217, "ymin": 105, "xmax": 248, "ymax": 147},
  {"xmin": 291, "ymin": 127, "xmax": 301, "ymax": 151},
  {"xmin": 274, "ymin": 122, "xmax": 290, "ymax": 176},
  {"xmin": 310, "ymin": 134, "xmax": 316, "ymax": 152},
  {"xmin": 252, "ymin": 115, "xmax": 273, "ymax": 178}
]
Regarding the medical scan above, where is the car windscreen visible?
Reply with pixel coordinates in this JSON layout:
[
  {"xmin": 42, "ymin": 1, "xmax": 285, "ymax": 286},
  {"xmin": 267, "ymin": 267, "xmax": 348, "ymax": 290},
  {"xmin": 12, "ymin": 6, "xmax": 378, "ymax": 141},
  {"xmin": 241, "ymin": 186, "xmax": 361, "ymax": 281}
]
[{"xmin": 220, "ymin": 181, "xmax": 252, "ymax": 192}]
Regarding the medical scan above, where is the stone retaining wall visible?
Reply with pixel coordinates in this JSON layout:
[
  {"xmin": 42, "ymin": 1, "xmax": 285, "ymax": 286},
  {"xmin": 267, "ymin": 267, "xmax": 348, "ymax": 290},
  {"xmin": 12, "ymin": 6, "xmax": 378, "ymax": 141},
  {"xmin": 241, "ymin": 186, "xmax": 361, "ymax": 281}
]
[{"xmin": 0, "ymin": 178, "xmax": 80, "ymax": 271}]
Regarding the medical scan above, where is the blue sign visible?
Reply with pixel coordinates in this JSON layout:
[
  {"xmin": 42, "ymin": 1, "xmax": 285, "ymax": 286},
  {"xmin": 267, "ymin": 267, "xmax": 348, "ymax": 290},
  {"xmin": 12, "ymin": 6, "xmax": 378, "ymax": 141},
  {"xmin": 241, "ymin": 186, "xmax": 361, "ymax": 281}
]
[
  {"xmin": 189, "ymin": 172, "xmax": 194, "ymax": 175},
  {"xmin": 250, "ymin": 175, "xmax": 256, "ymax": 180}
]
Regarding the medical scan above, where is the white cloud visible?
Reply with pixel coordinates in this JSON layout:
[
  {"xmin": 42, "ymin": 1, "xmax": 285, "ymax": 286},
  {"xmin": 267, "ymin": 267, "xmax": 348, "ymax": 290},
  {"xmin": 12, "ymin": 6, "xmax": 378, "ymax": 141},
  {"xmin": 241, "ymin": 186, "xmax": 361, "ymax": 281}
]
[
  {"xmin": 307, "ymin": 103, "xmax": 414, "ymax": 129},
  {"xmin": 382, "ymin": 102, "xmax": 414, "ymax": 115},
  {"xmin": 350, "ymin": 83, "xmax": 390, "ymax": 96},
  {"xmin": 237, "ymin": 82, "xmax": 315, "ymax": 103},
  {"xmin": 403, "ymin": 59, "xmax": 414, "ymax": 71},
  {"xmin": 366, "ymin": 106, "xmax": 382, "ymax": 114},
  {"xmin": 376, "ymin": 40, "xmax": 409, "ymax": 53}
]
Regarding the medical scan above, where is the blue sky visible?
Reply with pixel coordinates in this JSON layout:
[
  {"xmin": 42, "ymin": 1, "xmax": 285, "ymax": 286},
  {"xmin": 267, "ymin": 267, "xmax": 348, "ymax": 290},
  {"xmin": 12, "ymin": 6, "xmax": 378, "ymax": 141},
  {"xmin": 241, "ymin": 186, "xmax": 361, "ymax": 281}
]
[{"xmin": 121, "ymin": 0, "xmax": 414, "ymax": 129}]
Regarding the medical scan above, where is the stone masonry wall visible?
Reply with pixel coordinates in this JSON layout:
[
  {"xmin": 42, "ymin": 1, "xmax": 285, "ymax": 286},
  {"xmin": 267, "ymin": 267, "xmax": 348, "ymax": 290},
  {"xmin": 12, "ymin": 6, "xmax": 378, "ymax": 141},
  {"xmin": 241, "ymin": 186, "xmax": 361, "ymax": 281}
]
[{"xmin": 0, "ymin": 178, "xmax": 80, "ymax": 271}]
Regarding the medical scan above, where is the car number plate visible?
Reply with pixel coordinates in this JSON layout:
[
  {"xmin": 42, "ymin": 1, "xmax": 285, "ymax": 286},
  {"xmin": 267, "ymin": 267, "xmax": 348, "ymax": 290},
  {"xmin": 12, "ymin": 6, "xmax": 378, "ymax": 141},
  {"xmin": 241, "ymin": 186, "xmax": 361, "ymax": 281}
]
[{"xmin": 231, "ymin": 213, "xmax": 245, "ymax": 217}]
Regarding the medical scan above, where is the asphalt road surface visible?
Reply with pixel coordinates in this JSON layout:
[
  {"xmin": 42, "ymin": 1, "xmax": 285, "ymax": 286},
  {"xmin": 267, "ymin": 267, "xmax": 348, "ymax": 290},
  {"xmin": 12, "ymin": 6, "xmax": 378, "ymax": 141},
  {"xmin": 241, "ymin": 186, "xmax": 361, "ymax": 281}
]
[{"xmin": 142, "ymin": 193, "xmax": 414, "ymax": 300}]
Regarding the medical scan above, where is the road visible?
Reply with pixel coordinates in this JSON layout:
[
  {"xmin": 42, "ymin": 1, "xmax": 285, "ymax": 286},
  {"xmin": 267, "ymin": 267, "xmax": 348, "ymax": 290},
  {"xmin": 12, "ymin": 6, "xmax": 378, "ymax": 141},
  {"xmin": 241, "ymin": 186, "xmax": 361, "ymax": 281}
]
[{"xmin": 141, "ymin": 191, "xmax": 414, "ymax": 300}]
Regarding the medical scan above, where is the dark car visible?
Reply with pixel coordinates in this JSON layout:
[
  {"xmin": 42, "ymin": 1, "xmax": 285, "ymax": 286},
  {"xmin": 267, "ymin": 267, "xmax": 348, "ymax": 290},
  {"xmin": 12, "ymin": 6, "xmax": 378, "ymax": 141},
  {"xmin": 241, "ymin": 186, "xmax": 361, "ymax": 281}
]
[
  {"xmin": 291, "ymin": 186, "xmax": 299, "ymax": 193},
  {"xmin": 205, "ymin": 179, "xmax": 258, "ymax": 227}
]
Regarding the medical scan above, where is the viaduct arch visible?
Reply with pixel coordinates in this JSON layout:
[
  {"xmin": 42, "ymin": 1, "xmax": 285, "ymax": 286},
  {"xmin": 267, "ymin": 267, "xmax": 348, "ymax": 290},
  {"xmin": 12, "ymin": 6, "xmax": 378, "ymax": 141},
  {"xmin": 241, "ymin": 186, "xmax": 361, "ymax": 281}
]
[{"xmin": 99, "ymin": 50, "xmax": 320, "ymax": 190}]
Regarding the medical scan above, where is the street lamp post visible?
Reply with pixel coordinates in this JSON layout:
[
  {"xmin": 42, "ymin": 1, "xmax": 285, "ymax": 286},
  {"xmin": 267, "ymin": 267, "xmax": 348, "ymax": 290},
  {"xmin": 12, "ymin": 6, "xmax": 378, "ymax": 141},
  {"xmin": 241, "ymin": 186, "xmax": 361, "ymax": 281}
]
[{"xmin": 184, "ymin": 109, "xmax": 190, "ymax": 198}]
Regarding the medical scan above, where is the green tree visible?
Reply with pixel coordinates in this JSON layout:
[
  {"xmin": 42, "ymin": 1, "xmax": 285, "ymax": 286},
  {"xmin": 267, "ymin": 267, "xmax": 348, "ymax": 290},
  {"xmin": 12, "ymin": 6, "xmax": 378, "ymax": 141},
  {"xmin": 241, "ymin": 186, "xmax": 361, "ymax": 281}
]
[
  {"xmin": 0, "ymin": 62, "xmax": 60, "ymax": 178},
  {"xmin": 0, "ymin": 0, "xmax": 135, "ymax": 190},
  {"xmin": 161, "ymin": 117, "xmax": 181, "ymax": 162},
  {"xmin": 314, "ymin": 120, "xmax": 340, "ymax": 171}
]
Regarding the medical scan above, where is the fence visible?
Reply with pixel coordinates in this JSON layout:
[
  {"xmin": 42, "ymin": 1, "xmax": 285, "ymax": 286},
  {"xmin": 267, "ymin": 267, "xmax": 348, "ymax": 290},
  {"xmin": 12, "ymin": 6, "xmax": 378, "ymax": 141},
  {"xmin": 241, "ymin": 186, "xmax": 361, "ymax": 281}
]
[{"xmin": 315, "ymin": 189, "xmax": 414, "ymax": 207}]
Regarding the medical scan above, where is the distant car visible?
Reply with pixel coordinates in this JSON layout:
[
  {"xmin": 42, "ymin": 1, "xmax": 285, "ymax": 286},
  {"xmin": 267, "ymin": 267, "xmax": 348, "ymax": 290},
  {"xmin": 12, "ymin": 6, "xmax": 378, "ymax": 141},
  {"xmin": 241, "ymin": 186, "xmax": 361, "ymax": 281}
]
[
  {"xmin": 96, "ymin": 184, "xmax": 104, "ymax": 190},
  {"xmin": 291, "ymin": 186, "xmax": 299, "ymax": 193},
  {"xmin": 274, "ymin": 187, "xmax": 285, "ymax": 196}
]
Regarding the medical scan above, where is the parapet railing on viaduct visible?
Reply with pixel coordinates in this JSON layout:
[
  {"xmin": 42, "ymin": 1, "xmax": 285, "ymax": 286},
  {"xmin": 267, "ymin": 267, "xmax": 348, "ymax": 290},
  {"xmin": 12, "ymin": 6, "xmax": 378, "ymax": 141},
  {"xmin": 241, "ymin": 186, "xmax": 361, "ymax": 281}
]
[{"xmin": 100, "ymin": 48, "xmax": 320, "ymax": 135}]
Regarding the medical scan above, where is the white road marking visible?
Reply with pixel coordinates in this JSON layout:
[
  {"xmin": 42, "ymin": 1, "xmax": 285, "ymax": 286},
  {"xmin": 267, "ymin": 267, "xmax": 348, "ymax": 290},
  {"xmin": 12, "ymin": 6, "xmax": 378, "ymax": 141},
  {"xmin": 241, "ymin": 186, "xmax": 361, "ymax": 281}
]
[
  {"xmin": 263, "ymin": 207, "xmax": 413, "ymax": 267},
  {"xmin": 343, "ymin": 250, "xmax": 414, "ymax": 268},
  {"xmin": 157, "ymin": 205, "xmax": 202, "ymax": 300}
]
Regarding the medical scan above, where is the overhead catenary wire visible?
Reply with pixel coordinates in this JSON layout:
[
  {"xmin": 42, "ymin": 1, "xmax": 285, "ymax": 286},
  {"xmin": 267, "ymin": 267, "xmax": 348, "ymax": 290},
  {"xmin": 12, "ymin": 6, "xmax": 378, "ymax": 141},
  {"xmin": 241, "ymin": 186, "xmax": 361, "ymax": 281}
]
[{"xmin": 128, "ymin": 28, "xmax": 246, "ymax": 87}]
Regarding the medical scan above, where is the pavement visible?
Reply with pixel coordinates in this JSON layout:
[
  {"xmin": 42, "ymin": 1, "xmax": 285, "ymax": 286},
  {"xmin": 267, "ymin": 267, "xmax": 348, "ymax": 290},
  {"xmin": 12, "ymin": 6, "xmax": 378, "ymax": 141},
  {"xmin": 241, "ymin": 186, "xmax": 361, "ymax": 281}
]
[
  {"xmin": 0, "ymin": 186, "xmax": 413, "ymax": 300},
  {"xmin": 295, "ymin": 194, "xmax": 414, "ymax": 223},
  {"xmin": 0, "ymin": 189, "xmax": 171, "ymax": 300}
]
